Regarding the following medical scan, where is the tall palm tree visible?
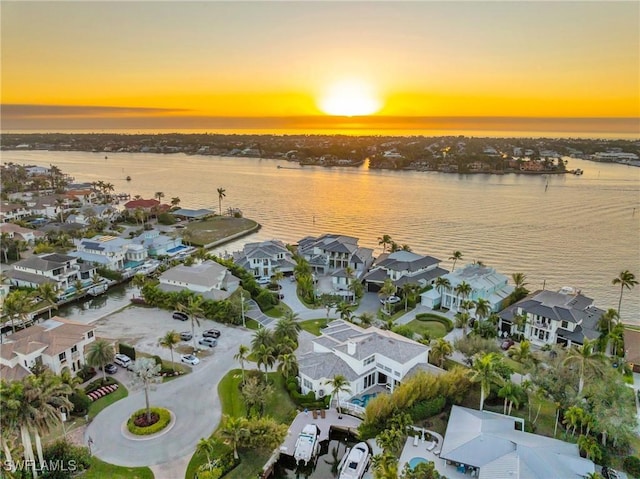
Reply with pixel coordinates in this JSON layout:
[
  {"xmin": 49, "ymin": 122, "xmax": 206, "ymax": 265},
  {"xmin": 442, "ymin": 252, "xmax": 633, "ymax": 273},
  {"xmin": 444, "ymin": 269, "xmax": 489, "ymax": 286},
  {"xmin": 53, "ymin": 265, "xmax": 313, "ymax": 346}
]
[
  {"xmin": 377, "ymin": 234, "xmax": 392, "ymax": 253},
  {"xmin": 434, "ymin": 276, "xmax": 451, "ymax": 309},
  {"xmin": 170, "ymin": 197, "xmax": 181, "ymax": 208},
  {"xmin": 177, "ymin": 295, "xmax": 204, "ymax": 352},
  {"xmin": 562, "ymin": 338, "xmax": 607, "ymax": 395},
  {"xmin": 196, "ymin": 437, "xmax": 218, "ymax": 472},
  {"xmin": 251, "ymin": 326, "xmax": 275, "ymax": 351},
  {"xmin": 454, "ymin": 311, "xmax": 471, "ymax": 336},
  {"xmin": 277, "ymin": 353, "xmax": 299, "ymax": 379},
  {"xmin": 159, "ymin": 330, "xmax": 180, "ymax": 371},
  {"xmin": 274, "ymin": 315, "xmax": 301, "ymax": 345},
  {"xmin": 597, "ymin": 308, "xmax": 620, "ymax": 335},
  {"xmin": 234, "ymin": 344, "xmax": 250, "ymax": 384},
  {"xmin": 511, "ymin": 272, "xmax": 528, "ymax": 290},
  {"xmin": 336, "ymin": 302, "xmax": 354, "ymax": 322},
  {"xmin": 453, "ymin": 281, "xmax": 472, "ymax": 311},
  {"xmin": 507, "ymin": 340, "xmax": 534, "ymax": 370},
  {"xmin": 325, "ymin": 374, "xmax": 351, "ymax": 415},
  {"xmin": 468, "ymin": 352, "xmax": 504, "ymax": 410},
  {"xmin": 612, "ymin": 270, "xmax": 638, "ymax": 316},
  {"xmin": 36, "ymin": 282, "xmax": 59, "ymax": 319},
  {"xmin": 219, "ymin": 415, "xmax": 248, "ymax": 460},
  {"xmin": 430, "ymin": 338, "xmax": 453, "ymax": 368},
  {"xmin": 0, "ymin": 232, "xmax": 10, "ymax": 263},
  {"xmin": 86, "ymin": 339, "xmax": 114, "ymax": 383},
  {"xmin": 254, "ymin": 344, "xmax": 275, "ymax": 383},
  {"xmin": 498, "ymin": 381, "xmax": 522, "ymax": 415},
  {"xmin": 3, "ymin": 290, "xmax": 31, "ymax": 333},
  {"xmin": 154, "ymin": 191, "xmax": 165, "ymax": 203},
  {"xmin": 449, "ymin": 250, "xmax": 463, "ymax": 271},
  {"xmin": 132, "ymin": 358, "xmax": 161, "ymax": 423},
  {"xmin": 474, "ymin": 298, "xmax": 491, "ymax": 322},
  {"xmin": 131, "ymin": 273, "xmax": 147, "ymax": 298},
  {"xmin": 217, "ymin": 187, "xmax": 226, "ymax": 215},
  {"xmin": 378, "ymin": 278, "xmax": 396, "ymax": 314}
]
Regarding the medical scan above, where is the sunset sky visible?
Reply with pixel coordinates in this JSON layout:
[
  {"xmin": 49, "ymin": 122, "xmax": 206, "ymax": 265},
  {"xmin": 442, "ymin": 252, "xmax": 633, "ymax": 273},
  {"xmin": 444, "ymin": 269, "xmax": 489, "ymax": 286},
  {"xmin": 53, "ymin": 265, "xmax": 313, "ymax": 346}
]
[{"xmin": 2, "ymin": 1, "xmax": 639, "ymax": 132}]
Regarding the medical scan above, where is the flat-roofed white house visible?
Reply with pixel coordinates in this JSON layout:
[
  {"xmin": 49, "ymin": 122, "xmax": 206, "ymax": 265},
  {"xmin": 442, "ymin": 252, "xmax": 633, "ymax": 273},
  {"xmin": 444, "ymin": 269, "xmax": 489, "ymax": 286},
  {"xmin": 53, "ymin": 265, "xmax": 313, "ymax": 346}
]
[
  {"xmin": 0, "ymin": 316, "xmax": 97, "ymax": 381},
  {"xmin": 421, "ymin": 263, "xmax": 513, "ymax": 313},
  {"xmin": 71, "ymin": 235, "xmax": 146, "ymax": 271},
  {"xmin": 158, "ymin": 260, "xmax": 240, "ymax": 301},
  {"xmin": 6, "ymin": 253, "xmax": 97, "ymax": 293},
  {"xmin": 133, "ymin": 230, "xmax": 186, "ymax": 258},
  {"xmin": 439, "ymin": 406, "xmax": 594, "ymax": 479},
  {"xmin": 297, "ymin": 234, "xmax": 374, "ymax": 277},
  {"xmin": 498, "ymin": 288, "xmax": 602, "ymax": 347},
  {"xmin": 297, "ymin": 320, "xmax": 442, "ymax": 401},
  {"xmin": 363, "ymin": 250, "xmax": 448, "ymax": 292},
  {"xmin": 0, "ymin": 202, "xmax": 31, "ymax": 222},
  {"xmin": 232, "ymin": 240, "xmax": 296, "ymax": 278}
]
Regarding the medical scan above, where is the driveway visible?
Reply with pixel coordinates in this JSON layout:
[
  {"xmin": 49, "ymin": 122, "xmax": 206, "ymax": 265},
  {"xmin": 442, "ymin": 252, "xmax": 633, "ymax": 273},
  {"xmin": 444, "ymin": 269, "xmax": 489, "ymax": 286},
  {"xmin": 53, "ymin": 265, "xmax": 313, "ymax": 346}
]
[{"xmin": 84, "ymin": 307, "xmax": 254, "ymax": 467}]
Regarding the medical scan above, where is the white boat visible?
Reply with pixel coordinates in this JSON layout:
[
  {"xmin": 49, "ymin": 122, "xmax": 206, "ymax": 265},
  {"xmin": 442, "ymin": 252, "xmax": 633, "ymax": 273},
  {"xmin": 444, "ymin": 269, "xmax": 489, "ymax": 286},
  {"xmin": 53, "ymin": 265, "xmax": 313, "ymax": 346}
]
[
  {"xmin": 293, "ymin": 424, "xmax": 320, "ymax": 465},
  {"xmin": 338, "ymin": 442, "xmax": 370, "ymax": 479}
]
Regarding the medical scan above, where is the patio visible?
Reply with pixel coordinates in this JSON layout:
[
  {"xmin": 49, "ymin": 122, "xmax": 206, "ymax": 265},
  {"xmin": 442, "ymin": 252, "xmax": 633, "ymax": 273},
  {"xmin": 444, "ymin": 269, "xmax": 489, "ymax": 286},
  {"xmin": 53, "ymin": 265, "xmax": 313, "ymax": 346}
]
[{"xmin": 399, "ymin": 433, "xmax": 477, "ymax": 479}]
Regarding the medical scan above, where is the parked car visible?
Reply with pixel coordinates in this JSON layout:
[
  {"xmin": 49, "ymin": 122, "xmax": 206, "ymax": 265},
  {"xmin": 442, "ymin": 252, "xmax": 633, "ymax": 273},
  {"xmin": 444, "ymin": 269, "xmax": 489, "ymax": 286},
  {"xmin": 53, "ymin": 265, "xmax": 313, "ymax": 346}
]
[
  {"xmin": 602, "ymin": 467, "xmax": 621, "ymax": 479},
  {"xmin": 202, "ymin": 329, "xmax": 221, "ymax": 338},
  {"xmin": 173, "ymin": 311, "xmax": 188, "ymax": 321},
  {"xmin": 257, "ymin": 277, "xmax": 271, "ymax": 285},
  {"xmin": 104, "ymin": 363, "xmax": 118, "ymax": 374},
  {"xmin": 114, "ymin": 353, "xmax": 132, "ymax": 368},
  {"xmin": 501, "ymin": 338, "xmax": 515, "ymax": 350},
  {"xmin": 181, "ymin": 354, "xmax": 200, "ymax": 366},
  {"xmin": 198, "ymin": 337, "xmax": 217, "ymax": 348},
  {"xmin": 380, "ymin": 295, "xmax": 400, "ymax": 305},
  {"xmin": 180, "ymin": 331, "xmax": 193, "ymax": 341}
]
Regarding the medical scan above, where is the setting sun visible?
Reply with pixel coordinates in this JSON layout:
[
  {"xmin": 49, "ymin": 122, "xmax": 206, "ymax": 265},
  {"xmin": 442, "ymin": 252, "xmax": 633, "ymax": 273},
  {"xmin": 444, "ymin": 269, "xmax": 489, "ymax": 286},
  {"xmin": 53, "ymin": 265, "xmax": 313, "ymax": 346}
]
[{"xmin": 318, "ymin": 79, "xmax": 382, "ymax": 117}]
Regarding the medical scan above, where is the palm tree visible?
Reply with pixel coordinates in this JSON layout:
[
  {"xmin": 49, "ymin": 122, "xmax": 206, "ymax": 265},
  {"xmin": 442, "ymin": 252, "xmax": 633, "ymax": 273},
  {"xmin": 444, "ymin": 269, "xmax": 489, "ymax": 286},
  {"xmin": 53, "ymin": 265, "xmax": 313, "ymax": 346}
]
[
  {"xmin": 35, "ymin": 283, "xmax": 59, "ymax": 319},
  {"xmin": 324, "ymin": 374, "xmax": 351, "ymax": 415},
  {"xmin": 562, "ymin": 338, "xmax": 607, "ymax": 395},
  {"xmin": 498, "ymin": 381, "xmax": 522, "ymax": 415},
  {"xmin": 358, "ymin": 312, "xmax": 374, "ymax": 327},
  {"xmin": 219, "ymin": 415, "xmax": 248, "ymax": 460},
  {"xmin": 217, "ymin": 187, "xmax": 226, "ymax": 215},
  {"xmin": 3, "ymin": 290, "xmax": 31, "ymax": 333},
  {"xmin": 612, "ymin": 270, "xmax": 638, "ymax": 316},
  {"xmin": 468, "ymin": 352, "xmax": 504, "ymax": 410},
  {"xmin": 277, "ymin": 353, "xmax": 298, "ymax": 379},
  {"xmin": 578, "ymin": 434, "xmax": 602, "ymax": 463},
  {"xmin": 336, "ymin": 302, "xmax": 354, "ymax": 322},
  {"xmin": 1, "ymin": 232, "xmax": 10, "ymax": 263},
  {"xmin": 234, "ymin": 344, "xmax": 250, "ymax": 384},
  {"xmin": 254, "ymin": 344, "xmax": 275, "ymax": 383},
  {"xmin": 251, "ymin": 326, "xmax": 275, "ymax": 351},
  {"xmin": 196, "ymin": 437, "xmax": 218, "ymax": 472},
  {"xmin": 377, "ymin": 234, "xmax": 392, "ymax": 253},
  {"xmin": 430, "ymin": 338, "xmax": 453, "ymax": 368},
  {"xmin": 597, "ymin": 308, "xmax": 620, "ymax": 335},
  {"xmin": 177, "ymin": 295, "xmax": 204, "ymax": 352},
  {"xmin": 170, "ymin": 197, "xmax": 181, "ymax": 208},
  {"xmin": 378, "ymin": 278, "xmax": 396, "ymax": 314},
  {"xmin": 86, "ymin": 339, "xmax": 114, "ymax": 383},
  {"xmin": 132, "ymin": 357, "xmax": 161, "ymax": 424},
  {"xmin": 131, "ymin": 273, "xmax": 147, "ymax": 298},
  {"xmin": 274, "ymin": 315, "xmax": 301, "ymax": 345},
  {"xmin": 434, "ymin": 276, "xmax": 451, "ymax": 309},
  {"xmin": 453, "ymin": 281, "xmax": 472, "ymax": 311},
  {"xmin": 159, "ymin": 331, "xmax": 180, "ymax": 371},
  {"xmin": 507, "ymin": 340, "xmax": 534, "ymax": 369},
  {"xmin": 563, "ymin": 405, "xmax": 585, "ymax": 437},
  {"xmin": 474, "ymin": 298, "xmax": 491, "ymax": 322},
  {"xmin": 454, "ymin": 311, "xmax": 471, "ymax": 336},
  {"xmin": 154, "ymin": 191, "xmax": 165, "ymax": 203},
  {"xmin": 449, "ymin": 250, "xmax": 463, "ymax": 271},
  {"xmin": 511, "ymin": 272, "xmax": 528, "ymax": 290}
]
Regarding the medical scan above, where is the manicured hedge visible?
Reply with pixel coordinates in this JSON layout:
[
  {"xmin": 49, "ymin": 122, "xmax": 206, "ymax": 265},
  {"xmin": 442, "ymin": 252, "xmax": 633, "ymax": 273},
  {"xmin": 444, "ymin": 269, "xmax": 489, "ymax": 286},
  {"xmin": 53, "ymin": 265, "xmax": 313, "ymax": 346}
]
[
  {"xmin": 85, "ymin": 377, "xmax": 117, "ymax": 394},
  {"xmin": 415, "ymin": 313, "xmax": 454, "ymax": 332},
  {"xmin": 406, "ymin": 395, "xmax": 446, "ymax": 421},
  {"xmin": 286, "ymin": 379, "xmax": 331, "ymax": 409},
  {"xmin": 119, "ymin": 343, "xmax": 136, "ymax": 360},
  {"xmin": 127, "ymin": 407, "xmax": 172, "ymax": 436}
]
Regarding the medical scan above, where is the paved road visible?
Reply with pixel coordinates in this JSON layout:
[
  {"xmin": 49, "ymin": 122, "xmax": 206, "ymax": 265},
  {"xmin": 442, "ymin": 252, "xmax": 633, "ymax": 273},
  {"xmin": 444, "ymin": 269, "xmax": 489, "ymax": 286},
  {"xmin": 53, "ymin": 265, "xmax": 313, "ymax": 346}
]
[{"xmin": 85, "ymin": 325, "xmax": 254, "ymax": 468}]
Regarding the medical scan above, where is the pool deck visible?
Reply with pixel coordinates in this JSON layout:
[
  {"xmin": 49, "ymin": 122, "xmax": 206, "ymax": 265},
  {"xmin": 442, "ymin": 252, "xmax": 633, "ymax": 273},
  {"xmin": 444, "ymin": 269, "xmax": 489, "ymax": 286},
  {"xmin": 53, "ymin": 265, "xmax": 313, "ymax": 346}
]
[{"xmin": 399, "ymin": 434, "xmax": 473, "ymax": 479}]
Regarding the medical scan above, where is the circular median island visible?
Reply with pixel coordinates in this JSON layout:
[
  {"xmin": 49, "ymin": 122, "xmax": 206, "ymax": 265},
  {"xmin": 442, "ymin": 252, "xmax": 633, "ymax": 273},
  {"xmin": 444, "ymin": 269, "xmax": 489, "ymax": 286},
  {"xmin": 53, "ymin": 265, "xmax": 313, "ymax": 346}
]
[{"xmin": 125, "ymin": 407, "xmax": 174, "ymax": 439}]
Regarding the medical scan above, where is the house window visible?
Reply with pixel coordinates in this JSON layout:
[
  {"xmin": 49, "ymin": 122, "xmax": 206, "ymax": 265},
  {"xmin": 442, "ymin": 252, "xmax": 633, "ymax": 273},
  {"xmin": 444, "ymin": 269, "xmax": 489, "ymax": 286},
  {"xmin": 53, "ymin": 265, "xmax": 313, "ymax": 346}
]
[
  {"xmin": 394, "ymin": 370, "xmax": 400, "ymax": 377},
  {"xmin": 364, "ymin": 356, "xmax": 375, "ymax": 366},
  {"xmin": 561, "ymin": 320, "xmax": 568, "ymax": 329},
  {"xmin": 303, "ymin": 378, "xmax": 312, "ymax": 389},
  {"xmin": 87, "ymin": 331, "xmax": 94, "ymax": 338},
  {"xmin": 59, "ymin": 352, "xmax": 67, "ymax": 362},
  {"xmin": 71, "ymin": 345, "xmax": 77, "ymax": 353}
]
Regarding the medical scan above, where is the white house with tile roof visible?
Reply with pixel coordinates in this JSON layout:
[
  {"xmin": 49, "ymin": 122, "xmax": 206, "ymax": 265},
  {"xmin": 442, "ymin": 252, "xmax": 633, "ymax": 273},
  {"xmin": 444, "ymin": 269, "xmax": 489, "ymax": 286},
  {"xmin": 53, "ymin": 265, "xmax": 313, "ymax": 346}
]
[
  {"xmin": 0, "ymin": 316, "xmax": 97, "ymax": 381},
  {"xmin": 422, "ymin": 263, "xmax": 513, "ymax": 313},
  {"xmin": 158, "ymin": 260, "xmax": 240, "ymax": 301},
  {"xmin": 232, "ymin": 239, "xmax": 296, "ymax": 278},
  {"xmin": 440, "ymin": 406, "xmax": 594, "ymax": 479},
  {"xmin": 363, "ymin": 250, "xmax": 448, "ymax": 292},
  {"xmin": 297, "ymin": 234, "xmax": 374, "ymax": 278},
  {"xmin": 498, "ymin": 288, "xmax": 603, "ymax": 347},
  {"xmin": 6, "ymin": 253, "xmax": 97, "ymax": 293},
  {"xmin": 297, "ymin": 320, "xmax": 442, "ymax": 400}
]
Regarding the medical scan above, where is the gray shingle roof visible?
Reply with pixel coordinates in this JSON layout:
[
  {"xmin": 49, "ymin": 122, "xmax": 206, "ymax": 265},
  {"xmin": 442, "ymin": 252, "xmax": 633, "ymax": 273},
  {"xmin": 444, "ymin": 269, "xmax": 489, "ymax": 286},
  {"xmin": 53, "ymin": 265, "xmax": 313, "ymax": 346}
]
[{"xmin": 297, "ymin": 352, "xmax": 360, "ymax": 381}]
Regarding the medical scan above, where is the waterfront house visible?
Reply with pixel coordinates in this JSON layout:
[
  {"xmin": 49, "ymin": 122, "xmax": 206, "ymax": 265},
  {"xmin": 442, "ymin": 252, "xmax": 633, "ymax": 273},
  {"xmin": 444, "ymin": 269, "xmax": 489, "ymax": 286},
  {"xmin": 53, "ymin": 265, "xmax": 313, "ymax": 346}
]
[
  {"xmin": 0, "ymin": 222, "xmax": 45, "ymax": 244},
  {"xmin": 25, "ymin": 194, "xmax": 76, "ymax": 220},
  {"xmin": 65, "ymin": 204, "xmax": 117, "ymax": 226},
  {"xmin": 439, "ymin": 406, "xmax": 594, "ymax": 479},
  {"xmin": 0, "ymin": 202, "xmax": 31, "ymax": 223},
  {"xmin": 297, "ymin": 234, "xmax": 374, "ymax": 277},
  {"xmin": 158, "ymin": 260, "xmax": 239, "ymax": 301},
  {"xmin": 71, "ymin": 235, "xmax": 145, "ymax": 271},
  {"xmin": 171, "ymin": 208, "xmax": 214, "ymax": 221},
  {"xmin": 0, "ymin": 316, "xmax": 96, "ymax": 381},
  {"xmin": 6, "ymin": 253, "xmax": 97, "ymax": 293},
  {"xmin": 421, "ymin": 263, "xmax": 513, "ymax": 314},
  {"xmin": 65, "ymin": 189, "xmax": 97, "ymax": 205},
  {"xmin": 297, "ymin": 320, "xmax": 441, "ymax": 400},
  {"xmin": 498, "ymin": 288, "xmax": 603, "ymax": 347},
  {"xmin": 133, "ymin": 229, "xmax": 186, "ymax": 258},
  {"xmin": 362, "ymin": 250, "xmax": 448, "ymax": 292},
  {"xmin": 232, "ymin": 239, "xmax": 296, "ymax": 278}
]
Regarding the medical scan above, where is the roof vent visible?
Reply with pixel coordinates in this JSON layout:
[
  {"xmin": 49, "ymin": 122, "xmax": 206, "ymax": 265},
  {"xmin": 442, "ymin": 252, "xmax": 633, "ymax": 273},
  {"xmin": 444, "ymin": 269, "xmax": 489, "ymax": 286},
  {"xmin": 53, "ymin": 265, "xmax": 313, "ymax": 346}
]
[{"xmin": 347, "ymin": 341, "xmax": 356, "ymax": 355}]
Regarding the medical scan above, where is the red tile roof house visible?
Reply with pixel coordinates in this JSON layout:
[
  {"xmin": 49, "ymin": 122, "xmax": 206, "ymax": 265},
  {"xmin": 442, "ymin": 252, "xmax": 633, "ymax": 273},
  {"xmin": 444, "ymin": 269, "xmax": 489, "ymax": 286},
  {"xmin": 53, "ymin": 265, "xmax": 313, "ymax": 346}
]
[{"xmin": 123, "ymin": 199, "xmax": 170, "ymax": 216}]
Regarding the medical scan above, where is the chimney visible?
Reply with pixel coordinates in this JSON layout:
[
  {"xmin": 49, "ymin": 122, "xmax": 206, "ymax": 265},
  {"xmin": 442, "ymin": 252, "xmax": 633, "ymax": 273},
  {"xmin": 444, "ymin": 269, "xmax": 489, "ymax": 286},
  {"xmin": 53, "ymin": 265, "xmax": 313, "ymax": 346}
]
[{"xmin": 347, "ymin": 341, "xmax": 356, "ymax": 355}]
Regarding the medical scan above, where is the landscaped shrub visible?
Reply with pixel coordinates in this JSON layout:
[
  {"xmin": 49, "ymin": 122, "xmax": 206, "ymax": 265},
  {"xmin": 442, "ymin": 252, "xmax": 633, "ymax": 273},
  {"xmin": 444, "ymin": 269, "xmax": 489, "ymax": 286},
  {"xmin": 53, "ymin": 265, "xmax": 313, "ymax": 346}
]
[
  {"xmin": 152, "ymin": 355, "xmax": 163, "ymax": 366},
  {"xmin": 157, "ymin": 212, "xmax": 176, "ymax": 225},
  {"xmin": 41, "ymin": 439, "xmax": 91, "ymax": 479},
  {"xmin": 624, "ymin": 456, "xmax": 640, "ymax": 477},
  {"xmin": 84, "ymin": 377, "xmax": 117, "ymax": 394},
  {"xmin": 415, "ymin": 313, "xmax": 454, "ymax": 332},
  {"xmin": 77, "ymin": 364, "xmax": 96, "ymax": 382},
  {"xmin": 69, "ymin": 390, "xmax": 91, "ymax": 416},
  {"xmin": 119, "ymin": 343, "xmax": 136, "ymax": 360},
  {"xmin": 407, "ymin": 395, "xmax": 446, "ymax": 421},
  {"xmin": 96, "ymin": 267, "xmax": 123, "ymax": 282},
  {"xmin": 127, "ymin": 407, "xmax": 171, "ymax": 435},
  {"xmin": 256, "ymin": 289, "xmax": 277, "ymax": 311}
]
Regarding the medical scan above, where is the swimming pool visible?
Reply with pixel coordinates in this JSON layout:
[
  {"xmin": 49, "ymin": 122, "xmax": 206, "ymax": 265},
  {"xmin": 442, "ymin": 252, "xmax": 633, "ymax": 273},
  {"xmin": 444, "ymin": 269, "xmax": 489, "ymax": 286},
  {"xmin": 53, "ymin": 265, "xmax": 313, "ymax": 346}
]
[
  {"xmin": 408, "ymin": 457, "xmax": 429, "ymax": 470},
  {"xmin": 167, "ymin": 244, "xmax": 188, "ymax": 254},
  {"xmin": 350, "ymin": 392, "xmax": 378, "ymax": 407}
]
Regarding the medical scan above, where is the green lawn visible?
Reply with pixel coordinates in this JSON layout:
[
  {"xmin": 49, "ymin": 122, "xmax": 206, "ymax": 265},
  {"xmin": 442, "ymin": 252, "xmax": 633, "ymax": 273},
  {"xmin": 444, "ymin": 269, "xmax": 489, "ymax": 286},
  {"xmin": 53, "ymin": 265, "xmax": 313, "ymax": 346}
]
[
  {"xmin": 78, "ymin": 457, "xmax": 154, "ymax": 479},
  {"xmin": 88, "ymin": 379, "xmax": 128, "ymax": 420},
  {"xmin": 183, "ymin": 217, "xmax": 258, "ymax": 246},
  {"xmin": 404, "ymin": 318, "xmax": 448, "ymax": 339},
  {"xmin": 299, "ymin": 318, "xmax": 330, "ymax": 336},
  {"xmin": 245, "ymin": 318, "xmax": 261, "ymax": 330},
  {"xmin": 186, "ymin": 369, "xmax": 297, "ymax": 478},
  {"xmin": 502, "ymin": 357, "xmax": 526, "ymax": 375},
  {"xmin": 263, "ymin": 301, "xmax": 293, "ymax": 318}
]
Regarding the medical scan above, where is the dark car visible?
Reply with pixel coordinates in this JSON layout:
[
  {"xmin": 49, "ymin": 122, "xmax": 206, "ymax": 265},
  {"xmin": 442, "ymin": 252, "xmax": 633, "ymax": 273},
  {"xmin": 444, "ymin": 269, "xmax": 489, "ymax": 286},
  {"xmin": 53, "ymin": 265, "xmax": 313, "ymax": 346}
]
[
  {"xmin": 602, "ymin": 467, "xmax": 620, "ymax": 479},
  {"xmin": 203, "ymin": 329, "xmax": 221, "ymax": 338},
  {"xmin": 501, "ymin": 338, "xmax": 515, "ymax": 350},
  {"xmin": 173, "ymin": 311, "xmax": 188, "ymax": 321},
  {"xmin": 104, "ymin": 363, "xmax": 118, "ymax": 374}
]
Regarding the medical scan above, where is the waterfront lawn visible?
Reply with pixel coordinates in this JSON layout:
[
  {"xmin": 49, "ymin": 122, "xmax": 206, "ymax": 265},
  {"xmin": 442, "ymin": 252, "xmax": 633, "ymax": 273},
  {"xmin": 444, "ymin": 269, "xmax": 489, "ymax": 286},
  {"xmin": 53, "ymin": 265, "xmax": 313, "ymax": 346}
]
[
  {"xmin": 299, "ymin": 318, "xmax": 329, "ymax": 336},
  {"xmin": 187, "ymin": 369, "xmax": 296, "ymax": 479},
  {"xmin": 78, "ymin": 457, "xmax": 153, "ymax": 479},
  {"xmin": 183, "ymin": 217, "xmax": 258, "ymax": 246},
  {"xmin": 88, "ymin": 380, "xmax": 128, "ymax": 420},
  {"xmin": 405, "ymin": 318, "xmax": 448, "ymax": 339}
]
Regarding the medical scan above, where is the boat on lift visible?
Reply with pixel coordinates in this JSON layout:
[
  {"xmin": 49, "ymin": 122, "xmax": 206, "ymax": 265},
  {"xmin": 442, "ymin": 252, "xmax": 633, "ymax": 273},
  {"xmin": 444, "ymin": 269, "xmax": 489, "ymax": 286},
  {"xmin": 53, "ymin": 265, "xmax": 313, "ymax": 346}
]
[{"xmin": 338, "ymin": 442, "xmax": 370, "ymax": 479}]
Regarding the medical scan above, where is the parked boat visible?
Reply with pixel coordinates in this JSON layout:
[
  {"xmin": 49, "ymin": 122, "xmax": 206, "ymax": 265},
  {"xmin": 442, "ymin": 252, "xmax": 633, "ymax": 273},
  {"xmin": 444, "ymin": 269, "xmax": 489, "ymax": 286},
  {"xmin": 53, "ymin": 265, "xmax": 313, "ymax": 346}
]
[
  {"xmin": 574, "ymin": 169, "xmax": 583, "ymax": 175},
  {"xmin": 87, "ymin": 284, "xmax": 108, "ymax": 297},
  {"xmin": 338, "ymin": 442, "xmax": 370, "ymax": 479},
  {"xmin": 126, "ymin": 176, "xmax": 131, "ymax": 181},
  {"xmin": 293, "ymin": 424, "xmax": 320, "ymax": 465}
]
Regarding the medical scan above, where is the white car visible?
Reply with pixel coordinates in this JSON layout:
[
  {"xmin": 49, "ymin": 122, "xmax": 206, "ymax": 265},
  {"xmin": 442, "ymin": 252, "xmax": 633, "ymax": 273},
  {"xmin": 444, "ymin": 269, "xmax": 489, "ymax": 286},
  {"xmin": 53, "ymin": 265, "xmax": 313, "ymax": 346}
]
[
  {"xmin": 181, "ymin": 354, "xmax": 200, "ymax": 365},
  {"xmin": 257, "ymin": 277, "xmax": 271, "ymax": 285},
  {"xmin": 380, "ymin": 295, "xmax": 401, "ymax": 305}
]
